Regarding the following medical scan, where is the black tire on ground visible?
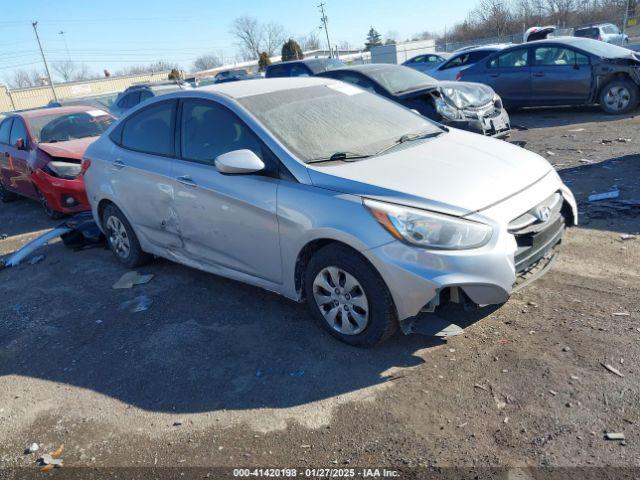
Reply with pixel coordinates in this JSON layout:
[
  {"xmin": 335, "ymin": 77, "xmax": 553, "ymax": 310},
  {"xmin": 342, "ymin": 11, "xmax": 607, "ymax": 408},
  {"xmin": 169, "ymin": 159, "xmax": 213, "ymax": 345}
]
[
  {"xmin": 36, "ymin": 189, "xmax": 64, "ymax": 219},
  {"xmin": 598, "ymin": 78, "xmax": 639, "ymax": 114},
  {"xmin": 304, "ymin": 243, "xmax": 398, "ymax": 347},
  {"xmin": 101, "ymin": 203, "xmax": 152, "ymax": 268},
  {"xmin": 0, "ymin": 180, "xmax": 18, "ymax": 203}
]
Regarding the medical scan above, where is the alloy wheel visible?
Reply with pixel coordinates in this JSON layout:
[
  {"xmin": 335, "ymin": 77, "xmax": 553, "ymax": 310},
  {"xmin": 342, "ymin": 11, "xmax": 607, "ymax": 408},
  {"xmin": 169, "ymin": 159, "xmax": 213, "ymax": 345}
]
[
  {"xmin": 603, "ymin": 86, "xmax": 631, "ymax": 112},
  {"xmin": 105, "ymin": 215, "xmax": 131, "ymax": 259},
  {"xmin": 312, "ymin": 266, "xmax": 369, "ymax": 335}
]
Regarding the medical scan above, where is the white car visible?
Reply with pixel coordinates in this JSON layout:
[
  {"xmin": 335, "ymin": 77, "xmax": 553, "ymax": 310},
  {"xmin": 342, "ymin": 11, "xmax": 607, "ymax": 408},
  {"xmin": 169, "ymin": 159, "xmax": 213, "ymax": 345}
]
[{"xmin": 429, "ymin": 44, "xmax": 511, "ymax": 81}]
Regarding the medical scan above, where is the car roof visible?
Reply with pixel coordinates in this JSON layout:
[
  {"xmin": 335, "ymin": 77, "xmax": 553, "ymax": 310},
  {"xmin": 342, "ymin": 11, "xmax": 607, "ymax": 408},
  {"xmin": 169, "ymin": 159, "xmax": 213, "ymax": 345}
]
[
  {"xmin": 453, "ymin": 44, "xmax": 511, "ymax": 54},
  {"xmin": 12, "ymin": 105, "xmax": 102, "ymax": 120},
  {"xmin": 576, "ymin": 23, "xmax": 613, "ymax": 29},
  {"xmin": 267, "ymin": 58, "xmax": 340, "ymax": 73},
  {"xmin": 195, "ymin": 77, "xmax": 337, "ymax": 99}
]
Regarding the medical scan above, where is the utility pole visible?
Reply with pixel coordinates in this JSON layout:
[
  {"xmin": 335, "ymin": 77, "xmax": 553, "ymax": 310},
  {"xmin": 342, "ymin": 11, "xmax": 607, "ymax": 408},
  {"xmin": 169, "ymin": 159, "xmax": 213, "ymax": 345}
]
[
  {"xmin": 318, "ymin": 3, "xmax": 332, "ymax": 57},
  {"xmin": 32, "ymin": 21, "xmax": 57, "ymax": 101},
  {"xmin": 621, "ymin": 0, "xmax": 631, "ymax": 46}
]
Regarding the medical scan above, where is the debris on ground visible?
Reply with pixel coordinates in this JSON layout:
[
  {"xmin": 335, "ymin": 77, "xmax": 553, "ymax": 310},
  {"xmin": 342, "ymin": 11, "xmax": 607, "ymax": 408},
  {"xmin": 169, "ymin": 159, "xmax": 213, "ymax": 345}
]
[
  {"xmin": 112, "ymin": 271, "xmax": 155, "ymax": 289},
  {"xmin": 60, "ymin": 211, "xmax": 105, "ymax": 250},
  {"xmin": 473, "ymin": 384, "xmax": 488, "ymax": 391},
  {"xmin": 601, "ymin": 139, "xmax": 613, "ymax": 144},
  {"xmin": 588, "ymin": 190, "xmax": 620, "ymax": 202},
  {"xmin": 601, "ymin": 363, "xmax": 624, "ymax": 378},
  {"xmin": 119, "ymin": 295, "xmax": 152, "ymax": 313},
  {"xmin": 612, "ymin": 312, "xmax": 630, "ymax": 317},
  {"xmin": 616, "ymin": 138, "xmax": 632, "ymax": 143},
  {"xmin": 620, "ymin": 233, "xmax": 636, "ymax": 241},
  {"xmin": 568, "ymin": 128, "xmax": 585, "ymax": 132},
  {"xmin": 604, "ymin": 432, "xmax": 625, "ymax": 441},
  {"xmin": 37, "ymin": 444, "xmax": 64, "ymax": 471},
  {"xmin": 546, "ymin": 151, "xmax": 556, "ymax": 156},
  {"xmin": 0, "ymin": 233, "xmax": 7, "ymax": 240},
  {"xmin": 28, "ymin": 254, "xmax": 45, "ymax": 265},
  {"xmin": 25, "ymin": 443, "xmax": 39, "ymax": 454}
]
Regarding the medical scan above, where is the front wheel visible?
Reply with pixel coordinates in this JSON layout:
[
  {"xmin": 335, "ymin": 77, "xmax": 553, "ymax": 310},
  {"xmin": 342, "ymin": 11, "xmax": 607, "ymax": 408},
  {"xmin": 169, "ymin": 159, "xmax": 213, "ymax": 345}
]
[
  {"xmin": 102, "ymin": 203, "xmax": 151, "ymax": 268},
  {"xmin": 599, "ymin": 79, "xmax": 639, "ymax": 114},
  {"xmin": 304, "ymin": 244, "xmax": 398, "ymax": 347},
  {"xmin": 36, "ymin": 189, "xmax": 64, "ymax": 219}
]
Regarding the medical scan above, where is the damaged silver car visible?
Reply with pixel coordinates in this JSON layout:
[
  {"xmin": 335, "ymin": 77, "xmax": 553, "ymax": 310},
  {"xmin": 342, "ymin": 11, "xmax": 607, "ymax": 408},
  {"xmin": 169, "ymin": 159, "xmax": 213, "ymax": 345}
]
[
  {"xmin": 83, "ymin": 78, "xmax": 576, "ymax": 346},
  {"xmin": 318, "ymin": 64, "xmax": 511, "ymax": 138}
]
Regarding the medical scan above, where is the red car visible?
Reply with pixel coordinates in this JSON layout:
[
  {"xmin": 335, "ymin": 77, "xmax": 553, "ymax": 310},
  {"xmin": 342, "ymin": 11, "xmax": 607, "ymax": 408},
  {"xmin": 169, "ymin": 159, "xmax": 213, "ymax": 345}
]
[{"xmin": 0, "ymin": 106, "xmax": 114, "ymax": 218}]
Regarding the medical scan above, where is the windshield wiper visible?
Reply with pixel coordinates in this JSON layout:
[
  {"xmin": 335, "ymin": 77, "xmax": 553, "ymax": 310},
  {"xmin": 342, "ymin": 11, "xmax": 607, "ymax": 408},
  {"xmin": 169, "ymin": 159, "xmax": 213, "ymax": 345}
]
[
  {"xmin": 375, "ymin": 130, "xmax": 444, "ymax": 156},
  {"xmin": 307, "ymin": 151, "xmax": 372, "ymax": 164}
]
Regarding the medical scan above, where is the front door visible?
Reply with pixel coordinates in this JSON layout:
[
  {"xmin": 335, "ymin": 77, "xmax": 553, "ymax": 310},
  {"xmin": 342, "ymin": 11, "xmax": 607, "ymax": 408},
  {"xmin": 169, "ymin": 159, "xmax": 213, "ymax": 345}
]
[
  {"xmin": 486, "ymin": 47, "xmax": 532, "ymax": 106},
  {"xmin": 531, "ymin": 46, "xmax": 592, "ymax": 103},
  {"xmin": 7, "ymin": 117, "xmax": 37, "ymax": 198},
  {"xmin": 171, "ymin": 98, "xmax": 282, "ymax": 283}
]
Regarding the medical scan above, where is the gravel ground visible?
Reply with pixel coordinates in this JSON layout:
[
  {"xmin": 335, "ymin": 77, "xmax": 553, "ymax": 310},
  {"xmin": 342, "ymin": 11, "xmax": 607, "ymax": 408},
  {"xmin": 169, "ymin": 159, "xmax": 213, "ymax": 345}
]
[{"xmin": 0, "ymin": 106, "xmax": 639, "ymax": 479}]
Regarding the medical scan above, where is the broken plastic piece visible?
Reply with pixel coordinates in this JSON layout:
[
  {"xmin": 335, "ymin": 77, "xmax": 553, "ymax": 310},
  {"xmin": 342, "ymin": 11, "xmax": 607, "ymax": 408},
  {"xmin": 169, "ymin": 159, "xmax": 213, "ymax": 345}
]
[
  {"xmin": 1, "ymin": 226, "xmax": 72, "ymax": 268},
  {"xmin": 112, "ymin": 271, "xmax": 154, "ymax": 289},
  {"xmin": 588, "ymin": 190, "xmax": 620, "ymax": 202},
  {"xmin": 120, "ymin": 295, "xmax": 152, "ymax": 313}
]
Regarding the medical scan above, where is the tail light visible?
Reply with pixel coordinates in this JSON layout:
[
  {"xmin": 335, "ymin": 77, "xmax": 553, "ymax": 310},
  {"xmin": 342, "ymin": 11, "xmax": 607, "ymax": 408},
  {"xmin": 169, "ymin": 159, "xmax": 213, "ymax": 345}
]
[
  {"xmin": 80, "ymin": 158, "xmax": 92, "ymax": 176},
  {"xmin": 455, "ymin": 71, "xmax": 463, "ymax": 81}
]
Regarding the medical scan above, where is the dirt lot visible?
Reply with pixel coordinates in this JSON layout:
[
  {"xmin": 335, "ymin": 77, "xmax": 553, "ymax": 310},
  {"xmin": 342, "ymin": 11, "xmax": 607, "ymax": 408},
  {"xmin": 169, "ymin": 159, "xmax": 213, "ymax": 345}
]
[{"xmin": 0, "ymin": 107, "xmax": 639, "ymax": 479}]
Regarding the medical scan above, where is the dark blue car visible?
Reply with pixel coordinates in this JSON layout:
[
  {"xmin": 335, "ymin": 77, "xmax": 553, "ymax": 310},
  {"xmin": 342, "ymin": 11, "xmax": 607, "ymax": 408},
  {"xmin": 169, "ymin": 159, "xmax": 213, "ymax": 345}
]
[{"xmin": 458, "ymin": 37, "xmax": 640, "ymax": 114}]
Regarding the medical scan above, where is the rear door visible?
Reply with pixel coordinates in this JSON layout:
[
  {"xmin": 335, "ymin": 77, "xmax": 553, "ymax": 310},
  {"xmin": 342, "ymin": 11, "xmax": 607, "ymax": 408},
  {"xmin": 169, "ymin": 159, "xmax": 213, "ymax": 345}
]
[
  {"xmin": 531, "ymin": 46, "xmax": 592, "ymax": 103},
  {"xmin": 171, "ymin": 98, "xmax": 282, "ymax": 283},
  {"xmin": 7, "ymin": 117, "xmax": 37, "ymax": 198},
  {"xmin": 109, "ymin": 99, "xmax": 181, "ymax": 249},
  {"xmin": 485, "ymin": 47, "xmax": 532, "ymax": 105},
  {"xmin": 0, "ymin": 117, "xmax": 15, "ymax": 192}
]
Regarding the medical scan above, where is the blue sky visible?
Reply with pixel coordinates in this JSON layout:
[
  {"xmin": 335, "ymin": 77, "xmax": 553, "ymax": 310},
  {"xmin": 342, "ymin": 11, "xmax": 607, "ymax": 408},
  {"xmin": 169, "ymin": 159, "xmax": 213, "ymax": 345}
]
[{"xmin": 0, "ymin": 0, "xmax": 479, "ymax": 81}]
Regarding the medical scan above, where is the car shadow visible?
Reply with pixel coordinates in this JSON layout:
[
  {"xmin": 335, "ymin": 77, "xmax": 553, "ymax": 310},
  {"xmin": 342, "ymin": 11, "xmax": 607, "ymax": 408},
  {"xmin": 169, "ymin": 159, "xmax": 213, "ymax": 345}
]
[
  {"xmin": 558, "ymin": 154, "xmax": 640, "ymax": 234},
  {"xmin": 0, "ymin": 197, "xmax": 60, "ymax": 239},
  {"xmin": 509, "ymin": 105, "xmax": 638, "ymax": 129},
  {"xmin": 0, "ymin": 245, "xmax": 495, "ymax": 414}
]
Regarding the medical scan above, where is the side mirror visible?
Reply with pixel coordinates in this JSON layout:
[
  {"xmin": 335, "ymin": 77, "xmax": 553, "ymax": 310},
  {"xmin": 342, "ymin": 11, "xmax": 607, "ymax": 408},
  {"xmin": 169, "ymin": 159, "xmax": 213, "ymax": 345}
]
[
  {"xmin": 215, "ymin": 149, "xmax": 265, "ymax": 175},
  {"xmin": 15, "ymin": 138, "xmax": 25, "ymax": 150}
]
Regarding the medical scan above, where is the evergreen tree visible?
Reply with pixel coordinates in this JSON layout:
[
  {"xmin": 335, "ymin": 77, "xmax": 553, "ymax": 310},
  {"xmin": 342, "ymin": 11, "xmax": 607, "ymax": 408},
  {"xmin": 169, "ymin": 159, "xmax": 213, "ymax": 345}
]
[
  {"xmin": 258, "ymin": 52, "xmax": 272, "ymax": 71},
  {"xmin": 281, "ymin": 38, "xmax": 304, "ymax": 61},
  {"xmin": 364, "ymin": 27, "xmax": 383, "ymax": 51}
]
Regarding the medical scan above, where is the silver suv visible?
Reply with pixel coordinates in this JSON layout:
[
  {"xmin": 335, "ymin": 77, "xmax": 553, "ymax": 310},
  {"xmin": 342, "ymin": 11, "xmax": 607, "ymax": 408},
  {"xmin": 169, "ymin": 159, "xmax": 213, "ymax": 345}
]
[{"xmin": 83, "ymin": 78, "xmax": 577, "ymax": 346}]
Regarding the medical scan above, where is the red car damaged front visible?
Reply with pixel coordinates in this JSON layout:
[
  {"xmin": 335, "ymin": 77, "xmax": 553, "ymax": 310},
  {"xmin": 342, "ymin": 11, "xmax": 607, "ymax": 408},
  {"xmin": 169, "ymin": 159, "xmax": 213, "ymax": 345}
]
[{"xmin": 30, "ymin": 136, "xmax": 99, "ymax": 216}]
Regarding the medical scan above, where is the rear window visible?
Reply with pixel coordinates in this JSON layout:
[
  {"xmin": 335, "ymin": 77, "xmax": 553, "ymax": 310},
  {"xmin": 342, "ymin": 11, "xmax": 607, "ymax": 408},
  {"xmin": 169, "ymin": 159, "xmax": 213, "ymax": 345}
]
[{"xmin": 575, "ymin": 27, "xmax": 599, "ymax": 39}]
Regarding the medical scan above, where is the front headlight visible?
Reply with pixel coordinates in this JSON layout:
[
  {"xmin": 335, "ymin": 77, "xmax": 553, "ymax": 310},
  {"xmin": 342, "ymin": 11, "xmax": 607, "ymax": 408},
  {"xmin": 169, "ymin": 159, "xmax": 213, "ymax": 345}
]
[
  {"xmin": 434, "ymin": 97, "xmax": 463, "ymax": 120},
  {"xmin": 365, "ymin": 199, "xmax": 493, "ymax": 250},
  {"xmin": 45, "ymin": 161, "xmax": 82, "ymax": 179}
]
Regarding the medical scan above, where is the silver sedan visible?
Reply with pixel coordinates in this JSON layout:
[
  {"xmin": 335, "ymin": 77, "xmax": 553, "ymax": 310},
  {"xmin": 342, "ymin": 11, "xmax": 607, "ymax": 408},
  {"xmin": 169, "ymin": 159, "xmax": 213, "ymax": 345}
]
[{"xmin": 83, "ymin": 77, "xmax": 577, "ymax": 346}]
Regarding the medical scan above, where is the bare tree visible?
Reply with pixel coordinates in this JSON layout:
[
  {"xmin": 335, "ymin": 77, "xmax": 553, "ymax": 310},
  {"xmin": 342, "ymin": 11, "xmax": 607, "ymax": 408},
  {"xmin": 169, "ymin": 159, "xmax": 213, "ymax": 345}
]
[
  {"xmin": 7, "ymin": 69, "xmax": 33, "ymax": 88},
  {"xmin": 53, "ymin": 60, "xmax": 77, "ymax": 82},
  {"xmin": 263, "ymin": 21, "xmax": 287, "ymax": 56},
  {"xmin": 193, "ymin": 53, "xmax": 222, "ymax": 71},
  {"xmin": 472, "ymin": 0, "xmax": 512, "ymax": 38},
  {"xmin": 299, "ymin": 31, "xmax": 321, "ymax": 51},
  {"xmin": 231, "ymin": 15, "xmax": 263, "ymax": 60},
  {"xmin": 73, "ymin": 63, "xmax": 94, "ymax": 81}
]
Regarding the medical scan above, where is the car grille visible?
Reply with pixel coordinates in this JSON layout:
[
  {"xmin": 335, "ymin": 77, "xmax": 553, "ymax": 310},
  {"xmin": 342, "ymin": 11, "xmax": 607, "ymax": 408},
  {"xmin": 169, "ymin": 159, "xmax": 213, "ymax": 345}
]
[{"xmin": 509, "ymin": 193, "xmax": 566, "ymax": 273}]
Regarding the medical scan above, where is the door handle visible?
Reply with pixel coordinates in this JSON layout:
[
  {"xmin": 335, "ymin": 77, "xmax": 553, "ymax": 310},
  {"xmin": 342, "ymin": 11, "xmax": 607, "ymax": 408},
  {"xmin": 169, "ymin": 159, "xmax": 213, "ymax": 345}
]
[
  {"xmin": 111, "ymin": 160, "xmax": 126, "ymax": 170},
  {"xmin": 489, "ymin": 73, "xmax": 500, "ymax": 78},
  {"xmin": 533, "ymin": 72, "xmax": 545, "ymax": 77},
  {"xmin": 176, "ymin": 175, "xmax": 197, "ymax": 187}
]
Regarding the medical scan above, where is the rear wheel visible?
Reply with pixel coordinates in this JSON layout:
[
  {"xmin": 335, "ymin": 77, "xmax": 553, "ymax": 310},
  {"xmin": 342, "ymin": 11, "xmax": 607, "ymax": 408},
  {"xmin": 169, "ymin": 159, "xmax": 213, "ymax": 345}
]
[
  {"xmin": 102, "ymin": 203, "xmax": 151, "ymax": 268},
  {"xmin": 36, "ymin": 189, "xmax": 64, "ymax": 219},
  {"xmin": 599, "ymin": 79, "xmax": 639, "ymax": 114},
  {"xmin": 0, "ymin": 180, "xmax": 18, "ymax": 203},
  {"xmin": 304, "ymin": 244, "xmax": 398, "ymax": 347}
]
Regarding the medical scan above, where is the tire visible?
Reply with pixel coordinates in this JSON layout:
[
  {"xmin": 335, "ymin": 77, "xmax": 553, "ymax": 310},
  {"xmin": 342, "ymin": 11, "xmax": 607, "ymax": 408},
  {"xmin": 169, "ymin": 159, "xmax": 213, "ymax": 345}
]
[
  {"xmin": 599, "ymin": 78, "xmax": 639, "ymax": 114},
  {"xmin": 102, "ymin": 203, "xmax": 151, "ymax": 268},
  {"xmin": 0, "ymin": 180, "xmax": 18, "ymax": 203},
  {"xmin": 36, "ymin": 188, "xmax": 64, "ymax": 219},
  {"xmin": 304, "ymin": 244, "xmax": 398, "ymax": 347}
]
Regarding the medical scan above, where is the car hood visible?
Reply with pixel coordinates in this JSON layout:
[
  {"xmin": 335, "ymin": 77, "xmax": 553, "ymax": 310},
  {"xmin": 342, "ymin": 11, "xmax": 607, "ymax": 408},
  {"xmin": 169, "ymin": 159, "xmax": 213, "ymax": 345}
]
[
  {"xmin": 37, "ymin": 136, "xmax": 98, "ymax": 160},
  {"xmin": 307, "ymin": 129, "xmax": 553, "ymax": 216},
  {"xmin": 437, "ymin": 81, "xmax": 496, "ymax": 107}
]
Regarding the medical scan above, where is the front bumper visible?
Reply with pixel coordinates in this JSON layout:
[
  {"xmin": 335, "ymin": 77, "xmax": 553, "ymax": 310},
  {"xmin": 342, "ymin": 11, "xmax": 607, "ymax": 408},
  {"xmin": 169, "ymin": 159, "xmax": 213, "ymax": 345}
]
[
  {"xmin": 443, "ymin": 108, "xmax": 511, "ymax": 139},
  {"xmin": 363, "ymin": 186, "xmax": 575, "ymax": 321},
  {"xmin": 31, "ymin": 169, "xmax": 90, "ymax": 214}
]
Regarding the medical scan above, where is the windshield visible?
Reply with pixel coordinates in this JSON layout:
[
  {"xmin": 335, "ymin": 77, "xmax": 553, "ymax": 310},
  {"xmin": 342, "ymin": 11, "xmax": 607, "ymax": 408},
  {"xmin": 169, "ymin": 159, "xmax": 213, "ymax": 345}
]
[
  {"xmin": 29, "ymin": 111, "xmax": 114, "ymax": 143},
  {"xmin": 239, "ymin": 84, "xmax": 441, "ymax": 163},
  {"xmin": 574, "ymin": 27, "xmax": 599, "ymax": 39},
  {"xmin": 364, "ymin": 65, "xmax": 437, "ymax": 94}
]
